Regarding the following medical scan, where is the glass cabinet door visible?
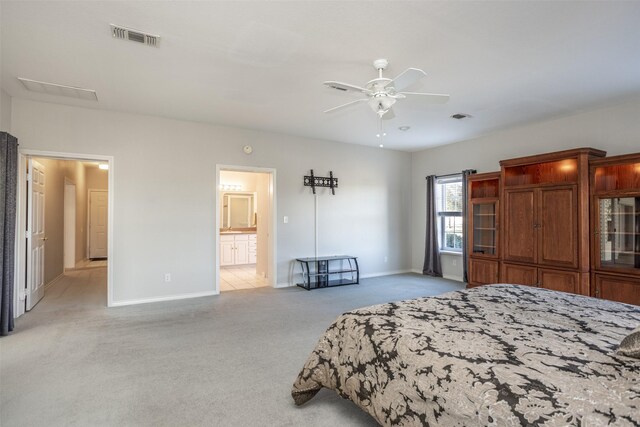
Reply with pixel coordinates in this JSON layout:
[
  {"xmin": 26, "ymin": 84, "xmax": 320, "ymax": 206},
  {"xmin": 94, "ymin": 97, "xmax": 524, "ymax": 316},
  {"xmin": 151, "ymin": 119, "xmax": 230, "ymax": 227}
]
[
  {"xmin": 472, "ymin": 202, "xmax": 497, "ymax": 256},
  {"xmin": 598, "ymin": 197, "xmax": 640, "ymax": 269}
]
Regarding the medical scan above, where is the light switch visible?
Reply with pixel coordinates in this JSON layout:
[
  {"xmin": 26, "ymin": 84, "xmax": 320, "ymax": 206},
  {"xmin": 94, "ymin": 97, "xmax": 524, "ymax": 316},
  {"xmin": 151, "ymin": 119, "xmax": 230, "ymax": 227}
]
[{"xmin": 283, "ymin": 216, "xmax": 289, "ymax": 224}]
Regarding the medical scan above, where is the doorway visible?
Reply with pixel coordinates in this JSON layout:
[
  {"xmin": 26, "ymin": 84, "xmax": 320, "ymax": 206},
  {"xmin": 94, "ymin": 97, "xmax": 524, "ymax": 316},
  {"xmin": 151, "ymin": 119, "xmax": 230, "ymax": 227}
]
[
  {"xmin": 215, "ymin": 166, "xmax": 276, "ymax": 293},
  {"xmin": 14, "ymin": 150, "xmax": 114, "ymax": 318}
]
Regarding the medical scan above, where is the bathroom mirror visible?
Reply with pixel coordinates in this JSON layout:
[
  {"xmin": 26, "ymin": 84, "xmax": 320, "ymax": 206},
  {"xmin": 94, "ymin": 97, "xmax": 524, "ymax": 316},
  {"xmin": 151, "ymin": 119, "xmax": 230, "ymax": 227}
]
[{"xmin": 222, "ymin": 192, "xmax": 256, "ymax": 228}]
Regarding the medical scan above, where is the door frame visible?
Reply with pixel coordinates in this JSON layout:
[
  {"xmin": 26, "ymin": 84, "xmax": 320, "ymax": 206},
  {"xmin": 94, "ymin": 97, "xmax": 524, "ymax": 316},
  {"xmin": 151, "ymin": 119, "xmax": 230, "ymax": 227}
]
[
  {"xmin": 14, "ymin": 149, "xmax": 115, "ymax": 317},
  {"xmin": 215, "ymin": 165, "xmax": 277, "ymax": 293}
]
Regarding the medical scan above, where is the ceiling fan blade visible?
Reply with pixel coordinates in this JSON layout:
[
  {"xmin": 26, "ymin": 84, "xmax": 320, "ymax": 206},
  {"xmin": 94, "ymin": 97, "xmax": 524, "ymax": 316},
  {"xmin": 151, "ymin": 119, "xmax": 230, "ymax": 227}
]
[
  {"xmin": 323, "ymin": 98, "xmax": 368, "ymax": 114},
  {"xmin": 399, "ymin": 92, "xmax": 450, "ymax": 104},
  {"xmin": 388, "ymin": 68, "xmax": 426, "ymax": 91},
  {"xmin": 324, "ymin": 81, "xmax": 372, "ymax": 95},
  {"xmin": 381, "ymin": 108, "xmax": 396, "ymax": 120}
]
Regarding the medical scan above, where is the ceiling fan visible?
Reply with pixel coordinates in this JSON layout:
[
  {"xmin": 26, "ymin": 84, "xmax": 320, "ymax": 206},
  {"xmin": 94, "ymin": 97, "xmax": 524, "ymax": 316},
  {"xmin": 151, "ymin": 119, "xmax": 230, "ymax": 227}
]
[{"xmin": 323, "ymin": 59, "xmax": 449, "ymax": 120}]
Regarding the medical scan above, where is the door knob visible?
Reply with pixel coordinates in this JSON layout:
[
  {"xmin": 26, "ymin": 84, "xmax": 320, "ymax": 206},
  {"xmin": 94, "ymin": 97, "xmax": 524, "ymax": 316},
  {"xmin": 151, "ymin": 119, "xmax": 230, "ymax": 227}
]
[{"xmin": 41, "ymin": 237, "xmax": 48, "ymax": 241}]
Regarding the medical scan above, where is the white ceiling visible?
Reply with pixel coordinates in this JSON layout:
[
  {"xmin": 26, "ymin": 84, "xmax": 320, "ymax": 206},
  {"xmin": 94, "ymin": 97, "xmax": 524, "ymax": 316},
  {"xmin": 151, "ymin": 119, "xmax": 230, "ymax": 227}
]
[{"xmin": 2, "ymin": 1, "xmax": 640, "ymax": 151}]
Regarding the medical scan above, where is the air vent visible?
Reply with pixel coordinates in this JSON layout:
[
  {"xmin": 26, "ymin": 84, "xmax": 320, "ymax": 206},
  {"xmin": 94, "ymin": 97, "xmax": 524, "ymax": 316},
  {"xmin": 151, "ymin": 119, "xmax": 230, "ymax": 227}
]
[
  {"xmin": 451, "ymin": 113, "xmax": 472, "ymax": 120},
  {"xmin": 18, "ymin": 78, "xmax": 98, "ymax": 101},
  {"xmin": 111, "ymin": 24, "xmax": 160, "ymax": 47}
]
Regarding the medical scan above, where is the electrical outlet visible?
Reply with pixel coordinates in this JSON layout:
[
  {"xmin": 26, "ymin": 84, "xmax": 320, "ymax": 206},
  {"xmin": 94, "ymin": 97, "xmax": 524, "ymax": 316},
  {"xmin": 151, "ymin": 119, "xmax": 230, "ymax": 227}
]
[
  {"xmin": 164, "ymin": 273, "xmax": 171, "ymax": 282},
  {"xmin": 283, "ymin": 216, "xmax": 289, "ymax": 224},
  {"xmin": 452, "ymin": 259, "xmax": 457, "ymax": 266}
]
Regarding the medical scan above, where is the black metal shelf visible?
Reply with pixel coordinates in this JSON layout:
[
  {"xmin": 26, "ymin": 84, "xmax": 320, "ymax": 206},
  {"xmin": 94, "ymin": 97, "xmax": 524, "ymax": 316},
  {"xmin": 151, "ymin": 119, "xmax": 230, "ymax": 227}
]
[{"xmin": 296, "ymin": 256, "xmax": 359, "ymax": 290}]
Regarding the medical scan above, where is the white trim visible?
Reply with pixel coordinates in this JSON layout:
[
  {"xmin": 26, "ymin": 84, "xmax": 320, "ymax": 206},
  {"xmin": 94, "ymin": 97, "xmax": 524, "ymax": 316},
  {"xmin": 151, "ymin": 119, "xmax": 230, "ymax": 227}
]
[
  {"xmin": 110, "ymin": 291, "xmax": 217, "ymax": 307},
  {"xmin": 14, "ymin": 149, "xmax": 115, "ymax": 314},
  {"xmin": 275, "ymin": 282, "xmax": 293, "ymax": 288},
  {"xmin": 13, "ymin": 156, "xmax": 27, "ymax": 318},
  {"xmin": 440, "ymin": 250, "xmax": 463, "ymax": 256},
  {"xmin": 443, "ymin": 274, "xmax": 465, "ymax": 282},
  {"xmin": 411, "ymin": 269, "xmax": 423, "ymax": 274},
  {"xmin": 360, "ymin": 269, "xmax": 413, "ymax": 279},
  {"xmin": 44, "ymin": 273, "xmax": 65, "ymax": 290},
  {"xmin": 277, "ymin": 270, "xmax": 413, "ymax": 288},
  {"xmin": 215, "ymin": 165, "xmax": 277, "ymax": 294}
]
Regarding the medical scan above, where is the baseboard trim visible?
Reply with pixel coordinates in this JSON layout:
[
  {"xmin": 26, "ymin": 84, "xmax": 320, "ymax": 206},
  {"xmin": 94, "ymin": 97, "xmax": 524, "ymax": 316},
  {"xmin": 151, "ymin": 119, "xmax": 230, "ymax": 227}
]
[
  {"xmin": 443, "ymin": 274, "xmax": 464, "ymax": 282},
  {"xmin": 360, "ymin": 269, "xmax": 412, "ymax": 279},
  {"xmin": 275, "ymin": 282, "xmax": 293, "ymax": 288},
  {"xmin": 110, "ymin": 290, "xmax": 218, "ymax": 307},
  {"xmin": 411, "ymin": 269, "xmax": 423, "ymax": 274},
  {"xmin": 44, "ymin": 273, "xmax": 65, "ymax": 290}
]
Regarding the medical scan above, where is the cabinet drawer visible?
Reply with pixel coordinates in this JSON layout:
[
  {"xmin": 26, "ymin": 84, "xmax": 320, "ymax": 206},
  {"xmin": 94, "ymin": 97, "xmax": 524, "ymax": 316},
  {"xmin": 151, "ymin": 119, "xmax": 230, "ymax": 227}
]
[
  {"xmin": 595, "ymin": 274, "xmax": 640, "ymax": 306},
  {"xmin": 220, "ymin": 234, "xmax": 235, "ymax": 242},
  {"xmin": 234, "ymin": 234, "xmax": 249, "ymax": 241},
  {"xmin": 468, "ymin": 258, "xmax": 499, "ymax": 285},
  {"xmin": 501, "ymin": 263, "xmax": 538, "ymax": 286},
  {"xmin": 248, "ymin": 234, "xmax": 257, "ymax": 242}
]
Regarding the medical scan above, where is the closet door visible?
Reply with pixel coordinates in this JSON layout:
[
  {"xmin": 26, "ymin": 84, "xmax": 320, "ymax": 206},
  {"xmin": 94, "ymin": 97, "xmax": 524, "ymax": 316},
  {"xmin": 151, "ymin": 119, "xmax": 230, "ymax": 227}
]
[
  {"xmin": 538, "ymin": 186, "xmax": 578, "ymax": 268},
  {"xmin": 504, "ymin": 189, "xmax": 536, "ymax": 263}
]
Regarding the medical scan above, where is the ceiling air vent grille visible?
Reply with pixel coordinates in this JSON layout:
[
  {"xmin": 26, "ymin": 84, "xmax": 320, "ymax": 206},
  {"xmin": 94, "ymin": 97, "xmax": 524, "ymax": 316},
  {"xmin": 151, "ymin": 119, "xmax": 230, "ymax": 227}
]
[{"xmin": 111, "ymin": 24, "xmax": 160, "ymax": 47}]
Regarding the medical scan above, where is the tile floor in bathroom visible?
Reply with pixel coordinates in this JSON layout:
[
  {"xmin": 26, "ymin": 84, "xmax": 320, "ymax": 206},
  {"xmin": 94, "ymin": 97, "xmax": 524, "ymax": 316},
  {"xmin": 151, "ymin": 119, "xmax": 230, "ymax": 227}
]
[{"xmin": 220, "ymin": 264, "xmax": 269, "ymax": 291}]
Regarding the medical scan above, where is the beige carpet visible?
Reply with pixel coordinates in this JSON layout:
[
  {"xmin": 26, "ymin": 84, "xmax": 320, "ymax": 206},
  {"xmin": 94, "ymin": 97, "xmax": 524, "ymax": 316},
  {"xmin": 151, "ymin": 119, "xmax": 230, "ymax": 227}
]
[{"xmin": 1, "ymin": 268, "xmax": 464, "ymax": 426}]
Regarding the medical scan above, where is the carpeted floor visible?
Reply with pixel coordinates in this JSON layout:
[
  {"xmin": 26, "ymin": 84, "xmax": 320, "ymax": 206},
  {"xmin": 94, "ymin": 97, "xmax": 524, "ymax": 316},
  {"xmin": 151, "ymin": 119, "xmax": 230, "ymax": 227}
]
[{"xmin": 0, "ymin": 268, "xmax": 464, "ymax": 426}]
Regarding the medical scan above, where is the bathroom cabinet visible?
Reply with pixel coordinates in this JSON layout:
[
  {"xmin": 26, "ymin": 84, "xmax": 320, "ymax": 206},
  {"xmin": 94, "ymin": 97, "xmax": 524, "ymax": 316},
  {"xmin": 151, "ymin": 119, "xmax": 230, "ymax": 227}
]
[{"xmin": 220, "ymin": 233, "xmax": 256, "ymax": 266}]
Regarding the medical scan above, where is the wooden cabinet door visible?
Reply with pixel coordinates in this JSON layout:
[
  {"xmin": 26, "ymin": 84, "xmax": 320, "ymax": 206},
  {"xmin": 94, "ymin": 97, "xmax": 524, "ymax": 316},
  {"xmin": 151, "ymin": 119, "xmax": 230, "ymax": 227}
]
[
  {"xmin": 595, "ymin": 274, "xmax": 640, "ymax": 306},
  {"xmin": 539, "ymin": 268, "xmax": 579, "ymax": 294},
  {"xmin": 502, "ymin": 263, "xmax": 538, "ymax": 286},
  {"xmin": 504, "ymin": 189, "xmax": 536, "ymax": 263},
  {"xmin": 469, "ymin": 258, "xmax": 499, "ymax": 285},
  {"xmin": 538, "ymin": 186, "xmax": 578, "ymax": 268}
]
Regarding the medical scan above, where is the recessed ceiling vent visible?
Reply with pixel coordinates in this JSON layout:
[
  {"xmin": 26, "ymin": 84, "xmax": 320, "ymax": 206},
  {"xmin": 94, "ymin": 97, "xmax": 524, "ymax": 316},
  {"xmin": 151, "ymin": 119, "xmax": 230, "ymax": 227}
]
[
  {"xmin": 17, "ymin": 77, "xmax": 98, "ymax": 101},
  {"xmin": 111, "ymin": 24, "xmax": 160, "ymax": 47}
]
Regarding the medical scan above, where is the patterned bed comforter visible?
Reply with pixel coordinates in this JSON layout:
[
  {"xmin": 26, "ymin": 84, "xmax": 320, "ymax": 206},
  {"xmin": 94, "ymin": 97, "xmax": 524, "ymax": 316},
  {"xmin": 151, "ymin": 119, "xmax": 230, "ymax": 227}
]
[{"xmin": 291, "ymin": 285, "xmax": 640, "ymax": 426}]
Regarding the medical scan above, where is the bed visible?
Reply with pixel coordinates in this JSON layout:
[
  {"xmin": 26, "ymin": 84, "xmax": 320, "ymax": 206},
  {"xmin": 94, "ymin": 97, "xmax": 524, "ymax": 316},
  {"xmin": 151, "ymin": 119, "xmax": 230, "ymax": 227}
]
[{"xmin": 291, "ymin": 285, "xmax": 640, "ymax": 426}]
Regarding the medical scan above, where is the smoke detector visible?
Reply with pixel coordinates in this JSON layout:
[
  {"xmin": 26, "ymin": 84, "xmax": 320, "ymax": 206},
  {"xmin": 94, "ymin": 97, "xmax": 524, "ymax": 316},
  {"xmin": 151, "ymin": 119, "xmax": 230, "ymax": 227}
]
[{"xmin": 111, "ymin": 24, "xmax": 160, "ymax": 47}]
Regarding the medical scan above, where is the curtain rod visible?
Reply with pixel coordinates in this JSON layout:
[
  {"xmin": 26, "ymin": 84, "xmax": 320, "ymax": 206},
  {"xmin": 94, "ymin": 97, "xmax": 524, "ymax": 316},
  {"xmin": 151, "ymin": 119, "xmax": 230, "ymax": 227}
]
[
  {"xmin": 426, "ymin": 170, "xmax": 476, "ymax": 180},
  {"xmin": 426, "ymin": 172, "xmax": 460, "ymax": 180}
]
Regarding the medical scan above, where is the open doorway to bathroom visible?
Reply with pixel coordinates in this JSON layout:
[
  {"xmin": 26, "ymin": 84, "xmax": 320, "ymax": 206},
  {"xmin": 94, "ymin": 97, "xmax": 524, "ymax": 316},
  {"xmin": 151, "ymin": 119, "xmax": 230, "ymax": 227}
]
[{"xmin": 216, "ymin": 166, "xmax": 276, "ymax": 292}]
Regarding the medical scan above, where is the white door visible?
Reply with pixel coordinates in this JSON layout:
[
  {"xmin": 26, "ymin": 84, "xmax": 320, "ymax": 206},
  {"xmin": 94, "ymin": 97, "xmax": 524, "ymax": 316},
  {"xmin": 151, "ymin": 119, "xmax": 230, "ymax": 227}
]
[
  {"xmin": 26, "ymin": 159, "xmax": 46, "ymax": 310},
  {"xmin": 63, "ymin": 182, "xmax": 76, "ymax": 269},
  {"xmin": 235, "ymin": 239, "xmax": 249, "ymax": 264},
  {"xmin": 89, "ymin": 190, "xmax": 108, "ymax": 259},
  {"xmin": 220, "ymin": 240, "xmax": 235, "ymax": 266}
]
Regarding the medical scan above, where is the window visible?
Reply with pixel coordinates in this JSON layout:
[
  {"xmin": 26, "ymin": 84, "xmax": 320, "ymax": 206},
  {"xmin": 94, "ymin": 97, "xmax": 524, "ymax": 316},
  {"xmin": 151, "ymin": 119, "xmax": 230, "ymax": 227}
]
[{"xmin": 436, "ymin": 175, "xmax": 463, "ymax": 252}]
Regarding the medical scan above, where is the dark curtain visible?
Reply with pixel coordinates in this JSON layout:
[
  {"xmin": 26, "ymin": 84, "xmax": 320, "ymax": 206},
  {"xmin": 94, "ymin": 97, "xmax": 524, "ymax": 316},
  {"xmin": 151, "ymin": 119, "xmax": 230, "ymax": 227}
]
[
  {"xmin": 461, "ymin": 169, "xmax": 476, "ymax": 283},
  {"xmin": 1, "ymin": 132, "xmax": 18, "ymax": 336},
  {"xmin": 423, "ymin": 175, "xmax": 442, "ymax": 277}
]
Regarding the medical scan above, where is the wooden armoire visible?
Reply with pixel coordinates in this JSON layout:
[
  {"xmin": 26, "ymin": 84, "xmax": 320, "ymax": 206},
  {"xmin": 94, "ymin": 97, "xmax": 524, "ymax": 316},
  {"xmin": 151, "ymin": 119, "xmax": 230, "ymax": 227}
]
[
  {"xmin": 499, "ymin": 148, "xmax": 606, "ymax": 296},
  {"xmin": 589, "ymin": 153, "xmax": 640, "ymax": 305}
]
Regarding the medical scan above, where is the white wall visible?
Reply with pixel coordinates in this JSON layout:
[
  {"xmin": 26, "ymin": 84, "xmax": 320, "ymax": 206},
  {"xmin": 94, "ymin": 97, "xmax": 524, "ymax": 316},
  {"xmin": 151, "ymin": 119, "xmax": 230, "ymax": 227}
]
[
  {"xmin": 12, "ymin": 98, "xmax": 412, "ymax": 304},
  {"xmin": 412, "ymin": 96, "xmax": 640, "ymax": 279},
  {"xmin": 0, "ymin": 89, "xmax": 11, "ymax": 132}
]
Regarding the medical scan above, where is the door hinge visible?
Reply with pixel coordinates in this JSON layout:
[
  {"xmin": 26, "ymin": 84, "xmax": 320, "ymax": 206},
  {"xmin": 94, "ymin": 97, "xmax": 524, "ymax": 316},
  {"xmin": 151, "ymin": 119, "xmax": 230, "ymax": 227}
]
[
  {"xmin": 26, "ymin": 172, "xmax": 32, "ymax": 182},
  {"xmin": 25, "ymin": 230, "xmax": 31, "ymax": 239},
  {"xmin": 19, "ymin": 290, "xmax": 26, "ymax": 301}
]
